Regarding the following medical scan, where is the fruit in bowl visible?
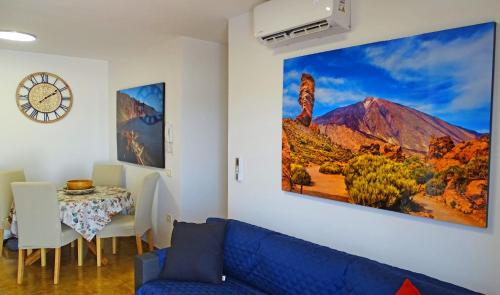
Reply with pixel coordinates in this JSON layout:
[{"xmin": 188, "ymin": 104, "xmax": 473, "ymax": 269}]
[{"xmin": 66, "ymin": 179, "xmax": 93, "ymax": 190}]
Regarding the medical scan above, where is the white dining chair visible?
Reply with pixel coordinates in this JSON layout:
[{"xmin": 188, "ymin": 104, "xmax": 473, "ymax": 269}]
[
  {"xmin": 12, "ymin": 182, "xmax": 81, "ymax": 285},
  {"xmin": 95, "ymin": 172, "xmax": 159, "ymax": 266},
  {"xmin": 0, "ymin": 170, "xmax": 26, "ymax": 258},
  {"xmin": 92, "ymin": 164, "xmax": 124, "ymax": 187}
]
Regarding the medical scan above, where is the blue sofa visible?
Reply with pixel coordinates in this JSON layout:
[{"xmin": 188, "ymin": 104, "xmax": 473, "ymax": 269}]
[{"xmin": 135, "ymin": 218, "xmax": 481, "ymax": 295}]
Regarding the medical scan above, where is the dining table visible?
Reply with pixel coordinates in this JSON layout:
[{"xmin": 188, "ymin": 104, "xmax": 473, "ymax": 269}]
[{"xmin": 8, "ymin": 185, "xmax": 134, "ymax": 266}]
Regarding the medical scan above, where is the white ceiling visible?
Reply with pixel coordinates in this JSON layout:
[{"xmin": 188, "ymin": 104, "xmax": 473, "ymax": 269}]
[{"xmin": 0, "ymin": 0, "xmax": 263, "ymax": 59}]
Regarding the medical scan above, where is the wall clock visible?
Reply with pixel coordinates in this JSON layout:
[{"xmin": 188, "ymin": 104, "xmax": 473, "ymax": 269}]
[{"xmin": 16, "ymin": 72, "xmax": 73, "ymax": 123}]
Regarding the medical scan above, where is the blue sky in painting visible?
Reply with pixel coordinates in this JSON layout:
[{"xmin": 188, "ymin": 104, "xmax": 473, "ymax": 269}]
[
  {"xmin": 283, "ymin": 22, "xmax": 495, "ymax": 133},
  {"xmin": 119, "ymin": 83, "xmax": 164, "ymax": 113}
]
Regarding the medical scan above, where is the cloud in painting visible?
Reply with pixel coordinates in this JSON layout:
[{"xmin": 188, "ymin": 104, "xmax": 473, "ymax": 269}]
[
  {"xmin": 317, "ymin": 76, "xmax": 346, "ymax": 85},
  {"xmin": 315, "ymin": 87, "xmax": 367, "ymax": 106},
  {"xmin": 364, "ymin": 26, "xmax": 495, "ymax": 113}
]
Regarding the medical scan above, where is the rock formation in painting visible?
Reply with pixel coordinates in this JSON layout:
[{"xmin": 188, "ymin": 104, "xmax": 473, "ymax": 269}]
[
  {"xmin": 425, "ymin": 136, "xmax": 490, "ymax": 227},
  {"xmin": 295, "ymin": 74, "xmax": 315, "ymax": 127},
  {"xmin": 427, "ymin": 136, "xmax": 455, "ymax": 160},
  {"xmin": 430, "ymin": 136, "xmax": 489, "ymax": 172},
  {"xmin": 282, "ymin": 130, "xmax": 293, "ymax": 191},
  {"xmin": 116, "ymin": 92, "xmax": 157, "ymax": 124},
  {"xmin": 382, "ymin": 144, "xmax": 405, "ymax": 162},
  {"xmin": 358, "ymin": 143, "xmax": 404, "ymax": 162}
]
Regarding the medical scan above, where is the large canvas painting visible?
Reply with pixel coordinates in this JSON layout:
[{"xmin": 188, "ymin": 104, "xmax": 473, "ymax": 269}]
[
  {"xmin": 117, "ymin": 83, "xmax": 165, "ymax": 168},
  {"xmin": 282, "ymin": 23, "xmax": 496, "ymax": 227}
]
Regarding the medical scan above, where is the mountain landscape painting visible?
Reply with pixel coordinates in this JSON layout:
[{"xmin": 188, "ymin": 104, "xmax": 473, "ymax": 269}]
[
  {"xmin": 282, "ymin": 22, "xmax": 496, "ymax": 228},
  {"xmin": 117, "ymin": 83, "xmax": 165, "ymax": 168}
]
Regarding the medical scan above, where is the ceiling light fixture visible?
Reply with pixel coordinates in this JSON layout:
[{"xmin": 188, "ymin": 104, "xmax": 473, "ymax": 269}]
[
  {"xmin": 0, "ymin": 31, "xmax": 36, "ymax": 42},
  {"xmin": 325, "ymin": 6, "xmax": 332, "ymax": 11}
]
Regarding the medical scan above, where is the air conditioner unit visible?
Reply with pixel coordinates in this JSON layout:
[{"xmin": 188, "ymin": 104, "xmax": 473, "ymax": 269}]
[{"xmin": 253, "ymin": 0, "xmax": 350, "ymax": 48}]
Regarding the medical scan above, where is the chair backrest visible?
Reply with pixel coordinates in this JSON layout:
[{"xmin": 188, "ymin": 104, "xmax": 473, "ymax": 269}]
[
  {"xmin": 92, "ymin": 164, "xmax": 124, "ymax": 187},
  {"xmin": 12, "ymin": 182, "xmax": 63, "ymax": 249},
  {"xmin": 0, "ymin": 170, "xmax": 26, "ymax": 229},
  {"xmin": 134, "ymin": 173, "xmax": 159, "ymax": 235}
]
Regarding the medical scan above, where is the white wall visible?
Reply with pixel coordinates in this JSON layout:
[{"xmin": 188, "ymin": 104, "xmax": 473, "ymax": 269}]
[
  {"xmin": 227, "ymin": 1, "xmax": 500, "ymax": 293},
  {"xmin": 180, "ymin": 38, "xmax": 228, "ymax": 222},
  {"xmin": 0, "ymin": 49, "xmax": 109, "ymax": 185},
  {"xmin": 108, "ymin": 37, "xmax": 228, "ymax": 247}
]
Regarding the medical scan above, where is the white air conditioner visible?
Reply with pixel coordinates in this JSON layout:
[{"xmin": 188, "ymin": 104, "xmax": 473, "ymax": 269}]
[{"xmin": 253, "ymin": 0, "xmax": 350, "ymax": 48}]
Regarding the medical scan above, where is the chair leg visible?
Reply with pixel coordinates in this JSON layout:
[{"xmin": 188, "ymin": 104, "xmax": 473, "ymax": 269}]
[
  {"xmin": 96, "ymin": 237, "xmax": 102, "ymax": 267},
  {"xmin": 17, "ymin": 249, "xmax": 25, "ymax": 285},
  {"xmin": 147, "ymin": 229, "xmax": 154, "ymax": 252},
  {"xmin": 135, "ymin": 235, "xmax": 143, "ymax": 255},
  {"xmin": 77, "ymin": 237, "xmax": 83, "ymax": 267},
  {"xmin": 0, "ymin": 229, "xmax": 4, "ymax": 257},
  {"xmin": 41, "ymin": 248, "xmax": 46, "ymax": 267},
  {"xmin": 112, "ymin": 237, "xmax": 117, "ymax": 255},
  {"xmin": 54, "ymin": 248, "xmax": 61, "ymax": 285}
]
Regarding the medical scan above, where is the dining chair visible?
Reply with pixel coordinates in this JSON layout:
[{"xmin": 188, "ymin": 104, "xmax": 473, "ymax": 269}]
[
  {"xmin": 0, "ymin": 170, "xmax": 26, "ymax": 258},
  {"xmin": 95, "ymin": 172, "xmax": 159, "ymax": 266},
  {"xmin": 92, "ymin": 164, "xmax": 124, "ymax": 187},
  {"xmin": 12, "ymin": 182, "xmax": 81, "ymax": 285}
]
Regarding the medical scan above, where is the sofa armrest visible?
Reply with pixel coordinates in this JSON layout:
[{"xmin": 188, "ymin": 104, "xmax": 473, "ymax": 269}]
[{"xmin": 135, "ymin": 248, "xmax": 169, "ymax": 290}]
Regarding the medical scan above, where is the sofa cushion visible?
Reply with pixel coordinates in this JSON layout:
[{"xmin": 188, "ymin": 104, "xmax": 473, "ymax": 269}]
[
  {"xmin": 396, "ymin": 279, "xmax": 422, "ymax": 295},
  {"xmin": 160, "ymin": 221, "xmax": 226, "ymax": 284},
  {"xmin": 135, "ymin": 277, "xmax": 267, "ymax": 295},
  {"xmin": 243, "ymin": 234, "xmax": 356, "ymax": 295},
  {"xmin": 209, "ymin": 219, "xmax": 275, "ymax": 282}
]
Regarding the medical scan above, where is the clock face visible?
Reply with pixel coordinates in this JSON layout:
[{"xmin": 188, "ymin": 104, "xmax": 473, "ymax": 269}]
[{"xmin": 16, "ymin": 72, "xmax": 73, "ymax": 123}]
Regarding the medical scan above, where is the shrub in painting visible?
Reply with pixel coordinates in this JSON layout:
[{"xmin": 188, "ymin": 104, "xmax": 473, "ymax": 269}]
[
  {"xmin": 425, "ymin": 177, "xmax": 446, "ymax": 196},
  {"xmin": 291, "ymin": 164, "xmax": 312, "ymax": 194},
  {"xmin": 344, "ymin": 155, "xmax": 418, "ymax": 209},
  {"xmin": 319, "ymin": 162, "xmax": 344, "ymax": 175}
]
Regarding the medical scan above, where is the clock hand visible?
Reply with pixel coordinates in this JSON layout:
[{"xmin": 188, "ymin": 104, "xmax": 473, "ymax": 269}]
[{"xmin": 38, "ymin": 90, "xmax": 58, "ymax": 103}]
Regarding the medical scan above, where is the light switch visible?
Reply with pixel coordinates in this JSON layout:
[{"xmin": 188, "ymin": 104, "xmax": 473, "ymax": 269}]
[{"xmin": 235, "ymin": 157, "xmax": 243, "ymax": 182}]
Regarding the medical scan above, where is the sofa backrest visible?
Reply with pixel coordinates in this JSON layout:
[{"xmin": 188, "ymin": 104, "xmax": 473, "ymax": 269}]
[
  {"xmin": 208, "ymin": 218, "xmax": 481, "ymax": 295},
  {"xmin": 208, "ymin": 218, "xmax": 275, "ymax": 282}
]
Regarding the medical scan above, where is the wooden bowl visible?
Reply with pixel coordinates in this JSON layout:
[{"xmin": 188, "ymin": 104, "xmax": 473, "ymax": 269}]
[{"xmin": 66, "ymin": 179, "xmax": 93, "ymax": 190}]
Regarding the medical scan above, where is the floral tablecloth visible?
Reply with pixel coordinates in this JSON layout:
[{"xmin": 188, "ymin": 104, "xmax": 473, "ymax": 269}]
[{"xmin": 10, "ymin": 186, "xmax": 134, "ymax": 241}]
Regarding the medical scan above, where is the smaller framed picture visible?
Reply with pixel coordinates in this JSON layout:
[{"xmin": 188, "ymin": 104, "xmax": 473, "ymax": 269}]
[{"xmin": 117, "ymin": 83, "xmax": 165, "ymax": 168}]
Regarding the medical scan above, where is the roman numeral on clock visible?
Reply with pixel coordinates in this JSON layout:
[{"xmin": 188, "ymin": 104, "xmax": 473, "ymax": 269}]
[
  {"xmin": 29, "ymin": 75, "xmax": 38, "ymax": 85},
  {"xmin": 59, "ymin": 104, "xmax": 69, "ymax": 112},
  {"xmin": 20, "ymin": 103, "xmax": 31, "ymax": 112},
  {"xmin": 41, "ymin": 73, "xmax": 49, "ymax": 83},
  {"xmin": 59, "ymin": 86, "xmax": 68, "ymax": 92},
  {"xmin": 43, "ymin": 113, "xmax": 50, "ymax": 122},
  {"xmin": 29, "ymin": 109, "xmax": 39, "ymax": 119}
]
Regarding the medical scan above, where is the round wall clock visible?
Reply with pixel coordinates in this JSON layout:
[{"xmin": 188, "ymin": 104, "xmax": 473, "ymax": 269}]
[{"xmin": 16, "ymin": 72, "xmax": 73, "ymax": 123}]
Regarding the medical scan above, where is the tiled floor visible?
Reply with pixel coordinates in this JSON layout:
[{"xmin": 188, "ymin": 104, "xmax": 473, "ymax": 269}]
[{"xmin": 0, "ymin": 237, "xmax": 139, "ymax": 294}]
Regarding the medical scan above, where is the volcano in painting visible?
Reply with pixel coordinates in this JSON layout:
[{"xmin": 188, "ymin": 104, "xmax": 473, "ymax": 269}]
[
  {"xmin": 117, "ymin": 83, "xmax": 165, "ymax": 168},
  {"xmin": 282, "ymin": 23, "xmax": 496, "ymax": 228}
]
